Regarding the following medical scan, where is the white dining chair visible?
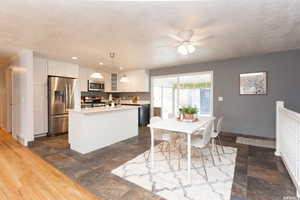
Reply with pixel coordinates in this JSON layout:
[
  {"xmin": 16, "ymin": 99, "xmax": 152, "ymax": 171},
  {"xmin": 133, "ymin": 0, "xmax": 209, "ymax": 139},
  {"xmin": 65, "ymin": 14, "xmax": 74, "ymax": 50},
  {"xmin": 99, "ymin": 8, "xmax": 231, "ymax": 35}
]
[
  {"xmin": 167, "ymin": 113, "xmax": 185, "ymax": 169},
  {"xmin": 211, "ymin": 117, "xmax": 225, "ymax": 158},
  {"xmin": 147, "ymin": 116, "xmax": 180, "ymax": 161},
  {"xmin": 191, "ymin": 120, "xmax": 215, "ymax": 181}
]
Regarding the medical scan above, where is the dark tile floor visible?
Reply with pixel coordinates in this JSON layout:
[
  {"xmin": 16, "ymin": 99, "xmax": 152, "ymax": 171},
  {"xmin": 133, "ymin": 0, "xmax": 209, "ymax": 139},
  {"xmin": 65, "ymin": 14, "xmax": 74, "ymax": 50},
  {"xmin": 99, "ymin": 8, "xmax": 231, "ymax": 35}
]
[{"xmin": 29, "ymin": 128, "xmax": 297, "ymax": 200}]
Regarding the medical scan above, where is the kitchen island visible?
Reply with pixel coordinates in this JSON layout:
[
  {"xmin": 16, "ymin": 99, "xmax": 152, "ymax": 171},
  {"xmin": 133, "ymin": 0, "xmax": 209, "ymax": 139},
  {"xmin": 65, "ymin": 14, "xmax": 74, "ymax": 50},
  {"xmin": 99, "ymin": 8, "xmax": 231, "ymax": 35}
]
[{"xmin": 69, "ymin": 106, "xmax": 139, "ymax": 154}]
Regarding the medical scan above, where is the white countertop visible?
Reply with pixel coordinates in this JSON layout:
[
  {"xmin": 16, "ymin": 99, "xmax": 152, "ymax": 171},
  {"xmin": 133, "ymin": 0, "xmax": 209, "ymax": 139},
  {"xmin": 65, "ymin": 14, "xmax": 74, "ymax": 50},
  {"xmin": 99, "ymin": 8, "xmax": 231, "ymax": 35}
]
[
  {"xmin": 119, "ymin": 100, "xmax": 150, "ymax": 105},
  {"xmin": 99, "ymin": 99, "xmax": 150, "ymax": 105},
  {"xmin": 69, "ymin": 105, "xmax": 139, "ymax": 114}
]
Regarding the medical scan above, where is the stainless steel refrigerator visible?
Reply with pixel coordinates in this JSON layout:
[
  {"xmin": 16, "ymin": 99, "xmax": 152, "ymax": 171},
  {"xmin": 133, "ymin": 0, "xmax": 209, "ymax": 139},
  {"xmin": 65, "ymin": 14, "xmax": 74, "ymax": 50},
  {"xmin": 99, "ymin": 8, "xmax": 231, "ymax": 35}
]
[{"xmin": 48, "ymin": 76, "xmax": 78, "ymax": 135}]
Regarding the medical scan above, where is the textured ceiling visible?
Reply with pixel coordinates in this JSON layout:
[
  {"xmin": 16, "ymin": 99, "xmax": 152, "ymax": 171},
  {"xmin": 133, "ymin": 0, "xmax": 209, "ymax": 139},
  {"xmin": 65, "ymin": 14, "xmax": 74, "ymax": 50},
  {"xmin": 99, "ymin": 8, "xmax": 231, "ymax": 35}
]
[{"xmin": 1, "ymin": 0, "xmax": 300, "ymax": 71}]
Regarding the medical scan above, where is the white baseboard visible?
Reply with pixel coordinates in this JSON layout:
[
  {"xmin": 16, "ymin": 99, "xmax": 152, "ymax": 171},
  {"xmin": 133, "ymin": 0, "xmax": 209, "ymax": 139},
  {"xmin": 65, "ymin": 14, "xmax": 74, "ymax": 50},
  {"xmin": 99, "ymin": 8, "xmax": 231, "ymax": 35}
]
[
  {"xmin": 34, "ymin": 133, "xmax": 47, "ymax": 138},
  {"xmin": 12, "ymin": 133, "xmax": 29, "ymax": 146}
]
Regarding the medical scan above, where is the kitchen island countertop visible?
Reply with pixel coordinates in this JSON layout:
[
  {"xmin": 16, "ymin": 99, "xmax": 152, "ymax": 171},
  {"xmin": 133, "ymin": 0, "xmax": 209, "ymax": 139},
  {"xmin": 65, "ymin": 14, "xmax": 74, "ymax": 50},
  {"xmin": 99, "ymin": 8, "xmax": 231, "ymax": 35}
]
[{"xmin": 69, "ymin": 105, "xmax": 139, "ymax": 114}]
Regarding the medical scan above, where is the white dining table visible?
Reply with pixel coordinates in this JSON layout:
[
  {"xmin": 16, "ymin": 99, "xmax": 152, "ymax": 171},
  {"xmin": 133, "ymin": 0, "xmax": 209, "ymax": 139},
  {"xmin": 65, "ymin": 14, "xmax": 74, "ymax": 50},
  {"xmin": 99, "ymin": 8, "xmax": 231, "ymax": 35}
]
[{"xmin": 147, "ymin": 116, "xmax": 215, "ymax": 184}]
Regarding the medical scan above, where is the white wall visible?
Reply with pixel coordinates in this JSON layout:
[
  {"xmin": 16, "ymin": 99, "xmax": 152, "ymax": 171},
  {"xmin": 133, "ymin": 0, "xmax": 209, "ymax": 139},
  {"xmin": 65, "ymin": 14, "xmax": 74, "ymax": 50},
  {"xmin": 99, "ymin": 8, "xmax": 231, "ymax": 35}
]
[{"xmin": 11, "ymin": 49, "xmax": 34, "ymax": 145}]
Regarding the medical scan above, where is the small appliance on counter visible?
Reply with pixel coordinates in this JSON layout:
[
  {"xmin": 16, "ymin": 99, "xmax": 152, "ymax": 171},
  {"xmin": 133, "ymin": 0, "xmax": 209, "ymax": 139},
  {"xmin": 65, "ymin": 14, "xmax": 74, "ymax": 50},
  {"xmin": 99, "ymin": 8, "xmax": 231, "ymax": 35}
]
[
  {"xmin": 131, "ymin": 96, "xmax": 138, "ymax": 103},
  {"xmin": 108, "ymin": 93, "xmax": 113, "ymax": 102}
]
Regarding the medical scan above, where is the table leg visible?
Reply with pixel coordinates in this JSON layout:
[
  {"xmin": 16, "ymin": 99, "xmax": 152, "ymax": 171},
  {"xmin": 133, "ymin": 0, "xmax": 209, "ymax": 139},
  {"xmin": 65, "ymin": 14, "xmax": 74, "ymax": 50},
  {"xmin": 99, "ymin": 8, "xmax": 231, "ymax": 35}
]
[
  {"xmin": 187, "ymin": 134, "xmax": 191, "ymax": 184},
  {"xmin": 150, "ymin": 128, "xmax": 154, "ymax": 169}
]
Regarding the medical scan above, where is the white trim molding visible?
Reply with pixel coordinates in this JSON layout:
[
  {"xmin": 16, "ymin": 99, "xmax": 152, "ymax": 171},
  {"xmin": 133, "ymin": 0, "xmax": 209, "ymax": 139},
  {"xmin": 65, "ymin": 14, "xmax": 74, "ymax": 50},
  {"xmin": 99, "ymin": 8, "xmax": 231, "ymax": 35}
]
[{"xmin": 275, "ymin": 101, "xmax": 300, "ymax": 198}]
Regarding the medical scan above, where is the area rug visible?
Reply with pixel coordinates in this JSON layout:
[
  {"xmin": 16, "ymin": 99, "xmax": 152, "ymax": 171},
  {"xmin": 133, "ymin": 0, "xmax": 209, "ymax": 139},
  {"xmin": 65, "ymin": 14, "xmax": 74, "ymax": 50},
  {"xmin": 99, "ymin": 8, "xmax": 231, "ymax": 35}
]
[
  {"xmin": 112, "ymin": 145, "xmax": 237, "ymax": 200},
  {"xmin": 236, "ymin": 137, "xmax": 275, "ymax": 149}
]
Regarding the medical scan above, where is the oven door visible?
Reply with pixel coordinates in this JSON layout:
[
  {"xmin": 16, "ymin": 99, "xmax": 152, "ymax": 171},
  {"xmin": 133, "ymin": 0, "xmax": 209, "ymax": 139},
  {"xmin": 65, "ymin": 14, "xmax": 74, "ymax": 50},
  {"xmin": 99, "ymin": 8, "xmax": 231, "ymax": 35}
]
[{"xmin": 88, "ymin": 80, "xmax": 105, "ymax": 91}]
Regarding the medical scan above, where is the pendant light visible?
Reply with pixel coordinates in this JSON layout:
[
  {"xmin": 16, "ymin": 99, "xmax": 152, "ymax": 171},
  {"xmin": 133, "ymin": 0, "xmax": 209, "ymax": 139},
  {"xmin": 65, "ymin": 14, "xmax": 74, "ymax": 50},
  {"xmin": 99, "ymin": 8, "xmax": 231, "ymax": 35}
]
[
  {"xmin": 90, "ymin": 72, "xmax": 103, "ymax": 79},
  {"xmin": 90, "ymin": 62, "xmax": 104, "ymax": 79}
]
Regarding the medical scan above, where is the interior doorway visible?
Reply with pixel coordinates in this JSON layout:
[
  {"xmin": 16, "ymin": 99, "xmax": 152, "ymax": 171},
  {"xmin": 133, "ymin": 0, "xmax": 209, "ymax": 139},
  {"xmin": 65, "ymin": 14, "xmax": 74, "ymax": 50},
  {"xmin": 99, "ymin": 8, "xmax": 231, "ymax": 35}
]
[
  {"xmin": 0, "ymin": 66, "xmax": 12, "ymax": 133},
  {"xmin": 6, "ymin": 67, "xmax": 12, "ymax": 133}
]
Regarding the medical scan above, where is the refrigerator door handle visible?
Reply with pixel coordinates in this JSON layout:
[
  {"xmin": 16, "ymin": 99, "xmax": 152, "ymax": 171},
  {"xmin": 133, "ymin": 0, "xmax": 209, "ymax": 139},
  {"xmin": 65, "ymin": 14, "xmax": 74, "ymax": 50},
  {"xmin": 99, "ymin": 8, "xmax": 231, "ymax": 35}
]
[
  {"xmin": 65, "ymin": 84, "xmax": 68, "ymax": 110},
  {"xmin": 68, "ymin": 83, "xmax": 72, "ymax": 109}
]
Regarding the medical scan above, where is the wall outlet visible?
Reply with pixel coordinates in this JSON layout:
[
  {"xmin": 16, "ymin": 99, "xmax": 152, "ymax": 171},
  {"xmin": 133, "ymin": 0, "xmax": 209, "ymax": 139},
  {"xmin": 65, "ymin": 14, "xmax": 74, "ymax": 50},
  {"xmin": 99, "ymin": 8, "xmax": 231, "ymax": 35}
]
[{"xmin": 218, "ymin": 96, "xmax": 224, "ymax": 102}]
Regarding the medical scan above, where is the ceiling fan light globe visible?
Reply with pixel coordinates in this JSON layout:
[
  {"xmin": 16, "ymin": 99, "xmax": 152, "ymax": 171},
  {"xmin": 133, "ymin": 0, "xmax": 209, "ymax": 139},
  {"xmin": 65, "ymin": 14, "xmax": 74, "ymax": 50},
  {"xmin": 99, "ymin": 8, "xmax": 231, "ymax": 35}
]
[
  {"xmin": 187, "ymin": 44, "xmax": 195, "ymax": 53},
  {"xmin": 177, "ymin": 45, "xmax": 188, "ymax": 55}
]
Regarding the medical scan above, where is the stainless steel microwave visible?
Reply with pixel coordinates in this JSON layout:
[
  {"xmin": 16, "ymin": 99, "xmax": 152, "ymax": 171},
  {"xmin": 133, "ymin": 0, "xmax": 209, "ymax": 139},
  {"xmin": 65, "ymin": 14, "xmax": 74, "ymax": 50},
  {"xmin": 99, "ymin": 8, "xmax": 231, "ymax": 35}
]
[{"xmin": 88, "ymin": 80, "xmax": 105, "ymax": 91}]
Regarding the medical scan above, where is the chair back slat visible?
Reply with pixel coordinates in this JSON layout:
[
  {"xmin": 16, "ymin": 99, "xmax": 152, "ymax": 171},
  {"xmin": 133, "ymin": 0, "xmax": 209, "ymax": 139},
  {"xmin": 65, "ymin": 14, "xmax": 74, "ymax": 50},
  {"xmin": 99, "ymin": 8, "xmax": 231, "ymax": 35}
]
[
  {"xmin": 202, "ymin": 120, "xmax": 214, "ymax": 146},
  {"xmin": 150, "ymin": 116, "xmax": 163, "ymax": 139},
  {"xmin": 216, "ymin": 116, "xmax": 224, "ymax": 134}
]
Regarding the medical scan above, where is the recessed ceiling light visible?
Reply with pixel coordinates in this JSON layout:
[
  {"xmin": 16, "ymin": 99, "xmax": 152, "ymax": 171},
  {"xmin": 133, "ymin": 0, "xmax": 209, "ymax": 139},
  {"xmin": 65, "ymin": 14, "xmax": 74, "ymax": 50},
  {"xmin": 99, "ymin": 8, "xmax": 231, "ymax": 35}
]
[
  {"xmin": 119, "ymin": 67, "xmax": 124, "ymax": 70},
  {"xmin": 99, "ymin": 62, "xmax": 104, "ymax": 65},
  {"xmin": 72, "ymin": 56, "xmax": 78, "ymax": 60}
]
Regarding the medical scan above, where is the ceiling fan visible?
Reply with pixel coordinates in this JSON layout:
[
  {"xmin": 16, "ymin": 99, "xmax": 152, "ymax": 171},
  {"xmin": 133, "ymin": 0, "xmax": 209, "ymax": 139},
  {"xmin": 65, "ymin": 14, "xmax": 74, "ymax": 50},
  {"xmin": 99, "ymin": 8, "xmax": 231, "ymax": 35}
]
[{"xmin": 167, "ymin": 30, "xmax": 211, "ymax": 55}]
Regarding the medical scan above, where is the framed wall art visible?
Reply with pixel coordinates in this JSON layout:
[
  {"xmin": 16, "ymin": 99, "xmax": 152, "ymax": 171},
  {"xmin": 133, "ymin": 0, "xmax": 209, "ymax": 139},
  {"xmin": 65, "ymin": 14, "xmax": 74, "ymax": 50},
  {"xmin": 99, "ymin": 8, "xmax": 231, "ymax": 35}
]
[{"xmin": 240, "ymin": 72, "xmax": 267, "ymax": 95}]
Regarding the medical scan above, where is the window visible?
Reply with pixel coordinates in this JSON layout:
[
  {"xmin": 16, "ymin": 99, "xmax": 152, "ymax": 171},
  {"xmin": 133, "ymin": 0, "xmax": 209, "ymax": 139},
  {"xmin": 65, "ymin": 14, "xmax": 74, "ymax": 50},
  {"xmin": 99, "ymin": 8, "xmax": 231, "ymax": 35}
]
[{"xmin": 151, "ymin": 72, "xmax": 213, "ymax": 119}]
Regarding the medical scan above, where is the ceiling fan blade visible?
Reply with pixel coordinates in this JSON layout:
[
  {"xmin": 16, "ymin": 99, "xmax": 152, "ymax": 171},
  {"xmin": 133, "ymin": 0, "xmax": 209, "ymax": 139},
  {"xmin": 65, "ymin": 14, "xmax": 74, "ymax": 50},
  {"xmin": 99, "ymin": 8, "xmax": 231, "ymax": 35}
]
[
  {"xmin": 168, "ymin": 34, "xmax": 184, "ymax": 42},
  {"xmin": 191, "ymin": 34, "xmax": 213, "ymax": 42},
  {"xmin": 190, "ymin": 41, "xmax": 205, "ymax": 46},
  {"xmin": 178, "ymin": 29, "xmax": 194, "ymax": 41},
  {"xmin": 157, "ymin": 43, "xmax": 179, "ymax": 48}
]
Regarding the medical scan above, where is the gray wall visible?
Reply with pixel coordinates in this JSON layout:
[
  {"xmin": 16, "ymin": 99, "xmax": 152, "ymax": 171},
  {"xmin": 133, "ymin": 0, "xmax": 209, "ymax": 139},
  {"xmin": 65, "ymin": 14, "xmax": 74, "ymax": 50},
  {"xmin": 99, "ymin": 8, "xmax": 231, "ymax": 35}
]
[{"xmin": 150, "ymin": 49, "xmax": 300, "ymax": 139}]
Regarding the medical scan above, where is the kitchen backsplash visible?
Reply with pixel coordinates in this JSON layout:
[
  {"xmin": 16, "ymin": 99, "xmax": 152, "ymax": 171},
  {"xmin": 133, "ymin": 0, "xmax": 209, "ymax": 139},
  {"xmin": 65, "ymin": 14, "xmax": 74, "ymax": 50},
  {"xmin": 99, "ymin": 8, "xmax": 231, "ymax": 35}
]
[
  {"xmin": 81, "ymin": 91, "xmax": 150, "ymax": 101},
  {"xmin": 112, "ymin": 92, "xmax": 150, "ymax": 101},
  {"xmin": 81, "ymin": 91, "xmax": 108, "ymax": 98}
]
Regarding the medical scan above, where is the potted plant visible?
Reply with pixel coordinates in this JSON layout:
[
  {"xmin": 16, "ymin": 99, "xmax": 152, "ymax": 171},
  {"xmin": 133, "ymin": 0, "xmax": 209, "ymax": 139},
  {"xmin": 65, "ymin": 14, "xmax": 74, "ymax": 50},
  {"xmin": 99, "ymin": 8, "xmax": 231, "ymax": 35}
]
[{"xmin": 181, "ymin": 106, "xmax": 198, "ymax": 120}]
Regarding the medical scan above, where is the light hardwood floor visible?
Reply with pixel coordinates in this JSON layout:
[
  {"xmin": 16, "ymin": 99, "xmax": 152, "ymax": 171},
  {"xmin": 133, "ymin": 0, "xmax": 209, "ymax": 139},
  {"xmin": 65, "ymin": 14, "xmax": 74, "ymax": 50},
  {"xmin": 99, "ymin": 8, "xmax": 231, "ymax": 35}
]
[{"xmin": 0, "ymin": 129, "xmax": 99, "ymax": 200}]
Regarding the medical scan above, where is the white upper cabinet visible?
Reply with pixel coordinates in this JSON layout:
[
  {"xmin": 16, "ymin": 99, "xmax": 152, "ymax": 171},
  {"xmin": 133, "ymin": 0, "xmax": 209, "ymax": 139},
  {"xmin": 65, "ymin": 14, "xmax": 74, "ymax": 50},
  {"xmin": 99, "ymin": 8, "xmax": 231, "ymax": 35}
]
[
  {"xmin": 79, "ymin": 66, "xmax": 108, "ymax": 92},
  {"xmin": 104, "ymin": 72, "xmax": 111, "ymax": 92},
  {"xmin": 110, "ymin": 72, "xmax": 119, "ymax": 92},
  {"xmin": 48, "ymin": 60, "xmax": 79, "ymax": 78},
  {"xmin": 118, "ymin": 69, "xmax": 149, "ymax": 92},
  {"xmin": 79, "ymin": 66, "xmax": 93, "ymax": 92}
]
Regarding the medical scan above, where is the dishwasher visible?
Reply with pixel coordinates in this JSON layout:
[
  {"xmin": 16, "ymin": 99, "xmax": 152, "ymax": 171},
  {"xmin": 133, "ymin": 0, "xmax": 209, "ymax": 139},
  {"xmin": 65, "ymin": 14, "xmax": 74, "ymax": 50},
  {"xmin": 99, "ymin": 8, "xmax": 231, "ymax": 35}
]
[{"xmin": 121, "ymin": 104, "xmax": 150, "ymax": 126}]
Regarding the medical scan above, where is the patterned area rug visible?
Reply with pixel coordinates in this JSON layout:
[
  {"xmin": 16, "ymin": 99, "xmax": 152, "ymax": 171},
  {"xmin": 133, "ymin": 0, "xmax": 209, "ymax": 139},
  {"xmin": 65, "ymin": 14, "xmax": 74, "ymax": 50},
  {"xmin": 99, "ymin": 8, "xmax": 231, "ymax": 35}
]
[
  {"xmin": 236, "ymin": 137, "xmax": 275, "ymax": 149},
  {"xmin": 112, "ymin": 145, "xmax": 237, "ymax": 200}
]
